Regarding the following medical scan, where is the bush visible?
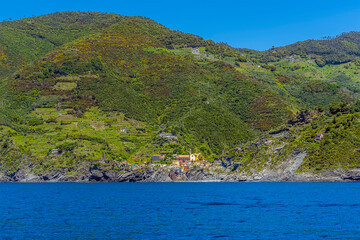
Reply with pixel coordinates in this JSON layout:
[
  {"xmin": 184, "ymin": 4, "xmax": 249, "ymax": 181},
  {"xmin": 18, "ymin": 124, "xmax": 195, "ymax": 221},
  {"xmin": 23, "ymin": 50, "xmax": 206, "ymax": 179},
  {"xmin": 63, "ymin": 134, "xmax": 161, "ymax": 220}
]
[{"xmin": 57, "ymin": 142, "xmax": 77, "ymax": 152}]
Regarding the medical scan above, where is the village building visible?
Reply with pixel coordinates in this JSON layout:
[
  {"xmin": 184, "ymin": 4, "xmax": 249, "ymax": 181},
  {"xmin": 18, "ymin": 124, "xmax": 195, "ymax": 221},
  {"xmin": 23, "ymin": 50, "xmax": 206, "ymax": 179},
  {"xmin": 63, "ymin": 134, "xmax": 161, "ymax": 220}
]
[
  {"xmin": 314, "ymin": 134, "xmax": 324, "ymax": 141},
  {"xmin": 151, "ymin": 154, "xmax": 165, "ymax": 163},
  {"xmin": 191, "ymin": 48, "xmax": 200, "ymax": 55},
  {"xmin": 51, "ymin": 149, "xmax": 62, "ymax": 155},
  {"xmin": 284, "ymin": 55, "xmax": 302, "ymax": 62},
  {"xmin": 159, "ymin": 132, "xmax": 178, "ymax": 140},
  {"xmin": 172, "ymin": 160, "xmax": 180, "ymax": 166},
  {"xmin": 176, "ymin": 155, "xmax": 190, "ymax": 161},
  {"xmin": 120, "ymin": 128, "xmax": 129, "ymax": 133},
  {"xmin": 121, "ymin": 161, "xmax": 129, "ymax": 167}
]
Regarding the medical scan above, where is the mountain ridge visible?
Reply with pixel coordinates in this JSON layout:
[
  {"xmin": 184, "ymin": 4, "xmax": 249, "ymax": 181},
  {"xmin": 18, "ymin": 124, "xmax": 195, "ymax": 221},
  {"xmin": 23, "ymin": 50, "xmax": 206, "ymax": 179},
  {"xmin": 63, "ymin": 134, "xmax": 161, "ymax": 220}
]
[{"xmin": 242, "ymin": 31, "xmax": 360, "ymax": 66}]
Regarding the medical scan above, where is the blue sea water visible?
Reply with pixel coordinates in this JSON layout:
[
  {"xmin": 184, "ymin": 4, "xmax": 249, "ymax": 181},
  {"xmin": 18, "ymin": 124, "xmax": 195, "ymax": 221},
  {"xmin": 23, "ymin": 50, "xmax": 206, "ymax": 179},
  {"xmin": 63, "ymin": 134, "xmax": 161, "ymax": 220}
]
[{"xmin": 1, "ymin": 183, "xmax": 360, "ymax": 239}]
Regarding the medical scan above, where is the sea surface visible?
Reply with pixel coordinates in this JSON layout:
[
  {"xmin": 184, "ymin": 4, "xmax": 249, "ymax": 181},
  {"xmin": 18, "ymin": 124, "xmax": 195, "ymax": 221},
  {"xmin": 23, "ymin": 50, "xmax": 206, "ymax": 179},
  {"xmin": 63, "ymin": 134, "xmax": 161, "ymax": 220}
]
[{"xmin": 1, "ymin": 183, "xmax": 360, "ymax": 239}]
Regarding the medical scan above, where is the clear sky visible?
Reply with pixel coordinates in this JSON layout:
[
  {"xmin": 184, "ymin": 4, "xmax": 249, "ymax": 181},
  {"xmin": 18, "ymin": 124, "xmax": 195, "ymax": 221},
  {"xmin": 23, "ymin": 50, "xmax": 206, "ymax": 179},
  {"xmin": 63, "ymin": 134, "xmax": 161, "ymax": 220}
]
[{"xmin": 1, "ymin": 0, "xmax": 360, "ymax": 50}]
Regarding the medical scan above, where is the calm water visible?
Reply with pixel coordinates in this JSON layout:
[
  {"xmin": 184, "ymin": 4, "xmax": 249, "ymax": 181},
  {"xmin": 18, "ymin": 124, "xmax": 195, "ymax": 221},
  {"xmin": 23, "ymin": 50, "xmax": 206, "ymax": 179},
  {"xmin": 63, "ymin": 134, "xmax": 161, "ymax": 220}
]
[{"xmin": 1, "ymin": 183, "xmax": 360, "ymax": 239}]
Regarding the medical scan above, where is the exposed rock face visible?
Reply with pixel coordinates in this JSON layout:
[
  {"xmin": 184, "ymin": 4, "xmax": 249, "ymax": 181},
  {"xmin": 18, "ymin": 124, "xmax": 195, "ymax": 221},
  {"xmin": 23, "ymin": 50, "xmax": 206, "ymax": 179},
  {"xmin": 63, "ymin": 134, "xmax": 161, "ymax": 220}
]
[{"xmin": 250, "ymin": 151, "xmax": 308, "ymax": 181}]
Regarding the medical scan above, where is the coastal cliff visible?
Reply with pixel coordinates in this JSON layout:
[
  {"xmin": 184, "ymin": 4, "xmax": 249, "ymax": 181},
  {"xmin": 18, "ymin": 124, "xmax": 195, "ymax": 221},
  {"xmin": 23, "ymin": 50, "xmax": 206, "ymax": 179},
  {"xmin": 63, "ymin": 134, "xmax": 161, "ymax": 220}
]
[{"xmin": 1, "ymin": 158, "xmax": 360, "ymax": 182}]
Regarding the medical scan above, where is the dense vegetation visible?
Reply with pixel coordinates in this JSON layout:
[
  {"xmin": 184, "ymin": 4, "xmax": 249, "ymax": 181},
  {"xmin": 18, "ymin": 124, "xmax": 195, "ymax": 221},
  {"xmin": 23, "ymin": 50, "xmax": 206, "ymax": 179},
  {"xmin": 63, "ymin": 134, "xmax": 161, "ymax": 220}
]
[
  {"xmin": 1, "ymin": 11, "xmax": 360, "ymax": 175},
  {"xmin": 232, "ymin": 102, "xmax": 360, "ymax": 174},
  {"xmin": 242, "ymin": 32, "xmax": 360, "ymax": 66}
]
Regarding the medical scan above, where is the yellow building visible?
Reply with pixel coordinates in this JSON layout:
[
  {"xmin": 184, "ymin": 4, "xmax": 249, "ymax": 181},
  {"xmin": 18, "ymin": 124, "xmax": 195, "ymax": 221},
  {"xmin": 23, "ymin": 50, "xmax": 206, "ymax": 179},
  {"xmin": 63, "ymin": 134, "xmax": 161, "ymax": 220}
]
[
  {"xmin": 190, "ymin": 153, "xmax": 201, "ymax": 161},
  {"xmin": 172, "ymin": 160, "xmax": 180, "ymax": 166}
]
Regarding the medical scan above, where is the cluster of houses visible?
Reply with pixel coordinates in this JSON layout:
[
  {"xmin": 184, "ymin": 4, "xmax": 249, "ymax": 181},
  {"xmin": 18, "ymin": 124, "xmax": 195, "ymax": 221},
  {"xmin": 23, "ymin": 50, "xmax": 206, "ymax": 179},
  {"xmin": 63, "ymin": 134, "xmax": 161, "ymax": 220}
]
[
  {"xmin": 118, "ymin": 151, "xmax": 211, "ymax": 172},
  {"xmin": 191, "ymin": 48, "xmax": 200, "ymax": 55},
  {"xmin": 151, "ymin": 152, "xmax": 210, "ymax": 171},
  {"xmin": 284, "ymin": 56, "xmax": 302, "ymax": 62},
  {"xmin": 151, "ymin": 153, "xmax": 196, "ymax": 162}
]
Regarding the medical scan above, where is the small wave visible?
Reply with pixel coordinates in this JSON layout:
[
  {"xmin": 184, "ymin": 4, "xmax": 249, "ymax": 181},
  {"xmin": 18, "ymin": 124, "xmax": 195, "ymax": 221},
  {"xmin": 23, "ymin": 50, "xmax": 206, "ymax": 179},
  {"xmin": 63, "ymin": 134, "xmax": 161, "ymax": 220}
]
[
  {"xmin": 234, "ymin": 220, "xmax": 246, "ymax": 223},
  {"xmin": 318, "ymin": 203, "xmax": 360, "ymax": 207},
  {"xmin": 187, "ymin": 201, "xmax": 239, "ymax": 206},
  {"xmin": 212, "ymin": 235, "xmax": 230, "ymax": 239}
]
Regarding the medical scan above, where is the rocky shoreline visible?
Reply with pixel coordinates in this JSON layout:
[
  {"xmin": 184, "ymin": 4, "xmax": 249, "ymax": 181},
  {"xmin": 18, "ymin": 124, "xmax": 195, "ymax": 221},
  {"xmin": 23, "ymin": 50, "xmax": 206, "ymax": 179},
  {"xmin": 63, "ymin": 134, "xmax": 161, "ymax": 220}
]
[
  {"xmin": 1, "ymin": 166, "xmax": 360, "ymax": 183},
  {"xmin": 1, "ymin": 150, "xmax": 360, "ymax": 182}
]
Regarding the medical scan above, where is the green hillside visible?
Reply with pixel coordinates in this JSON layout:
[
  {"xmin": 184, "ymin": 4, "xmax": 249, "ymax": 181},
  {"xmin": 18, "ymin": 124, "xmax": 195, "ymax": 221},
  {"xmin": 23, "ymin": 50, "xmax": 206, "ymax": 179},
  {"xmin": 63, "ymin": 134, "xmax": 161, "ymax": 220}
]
[
  {"xmin": 243, "ymin": 31, "xmax": 360, "ymax": 65},
  {"xmin": 232, "ymin": 101, "xmax": 360, "ymax": 174},
  {"xmin": 1, "ymin": 11, "xmax": 360, "ymax": 177},
  {"xmin": 0, "ymin": 12, "xmax": 125, "ymax": 78}
]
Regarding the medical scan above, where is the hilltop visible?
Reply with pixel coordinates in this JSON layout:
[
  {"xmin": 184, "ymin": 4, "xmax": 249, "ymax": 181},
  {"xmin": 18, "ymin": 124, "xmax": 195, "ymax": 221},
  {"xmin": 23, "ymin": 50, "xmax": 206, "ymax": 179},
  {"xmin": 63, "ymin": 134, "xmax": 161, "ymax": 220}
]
[{"xmin": 1, "ymin": 12, "xmax": 360, "ymax": 182}]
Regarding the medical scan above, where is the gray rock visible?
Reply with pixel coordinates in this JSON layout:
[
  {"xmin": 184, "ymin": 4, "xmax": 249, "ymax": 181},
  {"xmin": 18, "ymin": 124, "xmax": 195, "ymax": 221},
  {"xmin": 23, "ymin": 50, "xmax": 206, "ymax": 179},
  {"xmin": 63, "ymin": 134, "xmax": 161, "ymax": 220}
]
[{"xmin": 1, "ymin": 153, "xmax": 360, "ymax": 182}]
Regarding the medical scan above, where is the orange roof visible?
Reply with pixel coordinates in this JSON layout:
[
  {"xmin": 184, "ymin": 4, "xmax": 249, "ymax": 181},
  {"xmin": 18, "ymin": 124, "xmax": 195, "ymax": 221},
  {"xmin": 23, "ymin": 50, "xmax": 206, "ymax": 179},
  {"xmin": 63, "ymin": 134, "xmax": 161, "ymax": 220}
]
[{"xmin": 178, "ymin": 155, "xmax": 190, "ymax": 158}]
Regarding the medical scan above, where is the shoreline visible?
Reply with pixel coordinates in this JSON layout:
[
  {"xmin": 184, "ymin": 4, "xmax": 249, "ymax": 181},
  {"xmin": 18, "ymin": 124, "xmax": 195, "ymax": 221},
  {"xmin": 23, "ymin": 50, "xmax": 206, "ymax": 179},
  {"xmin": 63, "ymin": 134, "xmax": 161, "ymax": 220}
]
[
  {"xmin": 2, "ymin": 165, "xmax": 360, "ymax": 183},
  {"xmin": 1, "ymin": 178, "xmax": 359, "ymax": 183}
]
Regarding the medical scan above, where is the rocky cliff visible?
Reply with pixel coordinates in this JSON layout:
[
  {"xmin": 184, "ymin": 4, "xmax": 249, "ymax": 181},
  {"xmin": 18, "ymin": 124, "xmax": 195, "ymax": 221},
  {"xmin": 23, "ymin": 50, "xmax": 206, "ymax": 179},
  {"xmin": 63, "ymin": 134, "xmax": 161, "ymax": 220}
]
[{"xmin": 1, "ymin": 159, "xmax": 360, "ymax": 182}]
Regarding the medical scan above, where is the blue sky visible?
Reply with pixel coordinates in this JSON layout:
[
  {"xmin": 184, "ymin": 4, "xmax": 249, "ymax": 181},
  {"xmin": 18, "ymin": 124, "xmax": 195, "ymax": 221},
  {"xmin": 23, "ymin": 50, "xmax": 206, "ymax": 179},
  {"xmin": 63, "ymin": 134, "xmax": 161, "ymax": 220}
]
[{"xmin": 1, "ymin": 0, "xmax": 360, "ymax": 50}]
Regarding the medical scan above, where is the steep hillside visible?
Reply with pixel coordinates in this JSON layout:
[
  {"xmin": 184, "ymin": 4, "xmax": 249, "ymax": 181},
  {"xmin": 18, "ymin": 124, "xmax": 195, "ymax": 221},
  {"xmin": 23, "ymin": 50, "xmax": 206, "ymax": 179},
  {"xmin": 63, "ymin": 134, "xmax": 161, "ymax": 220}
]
[
  {"xmin": 0, "ymin": 12, "xmax": 123, "ymax": 77},
  {"xmin": 237, "ymin": 31, "xmax": 360, "ymax": 110},
  {"xmin": 0, "ymin": 12, "xmax": 298, "ymax": 178},
  {"xmin": 1, "ymin": 12, "xmax": 360, "ymax": 181},
  {"xmin": 218, "ymin": 99, "xmax": 360, "ymax": 182}
]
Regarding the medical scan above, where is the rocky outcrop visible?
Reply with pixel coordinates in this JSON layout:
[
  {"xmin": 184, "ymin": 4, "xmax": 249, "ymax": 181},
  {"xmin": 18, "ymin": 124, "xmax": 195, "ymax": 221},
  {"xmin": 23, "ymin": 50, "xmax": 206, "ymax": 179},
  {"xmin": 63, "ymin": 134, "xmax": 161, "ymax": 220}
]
[
  {"xmin": 250, "ymin": 150, "xmax": 308, "ymax": 181},
  {"xmin": 342, "ymin": 169, "xmax": 360, "ymax": 181}
]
